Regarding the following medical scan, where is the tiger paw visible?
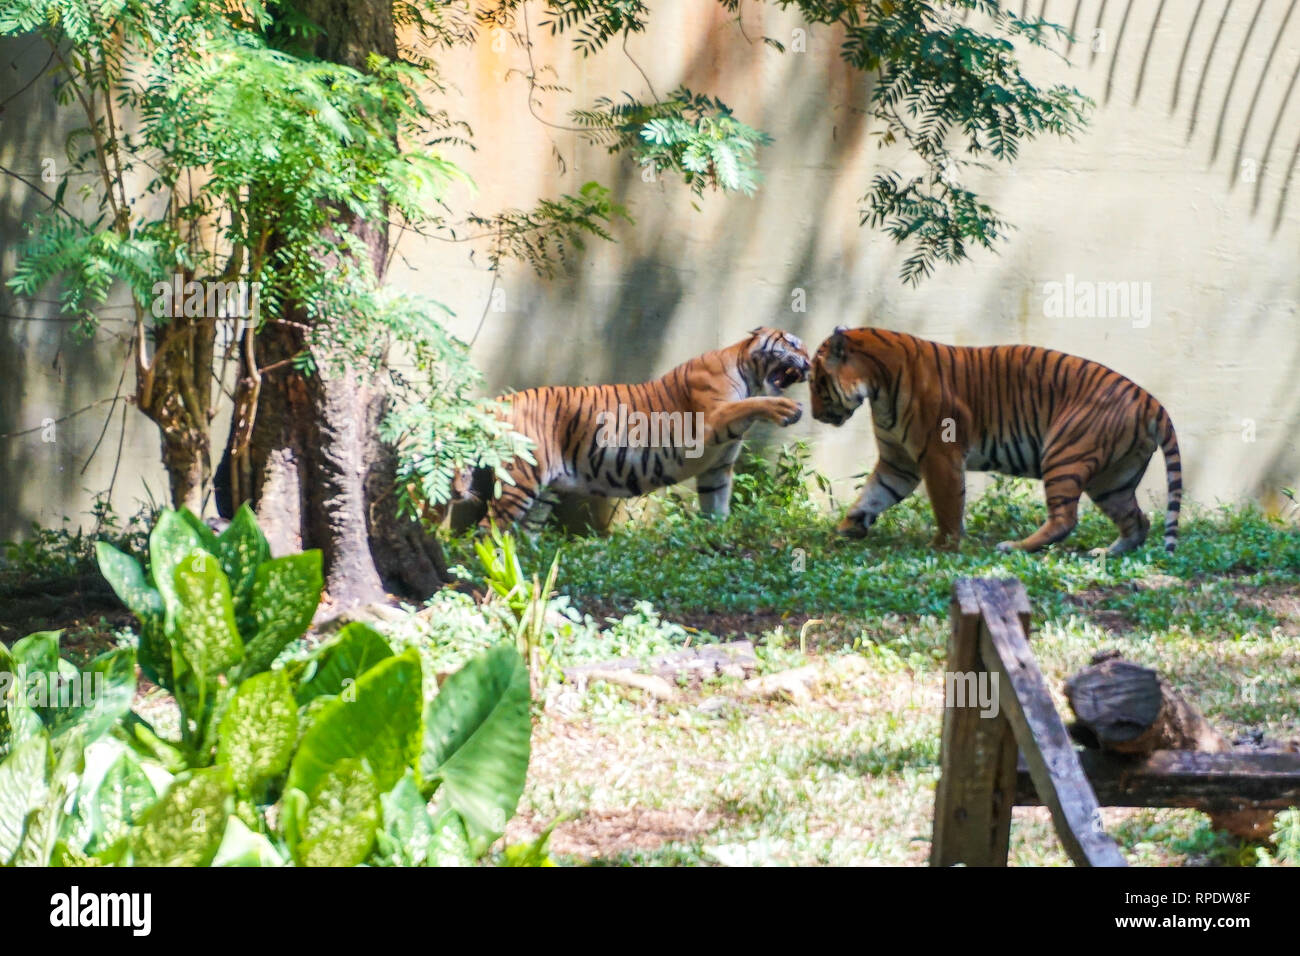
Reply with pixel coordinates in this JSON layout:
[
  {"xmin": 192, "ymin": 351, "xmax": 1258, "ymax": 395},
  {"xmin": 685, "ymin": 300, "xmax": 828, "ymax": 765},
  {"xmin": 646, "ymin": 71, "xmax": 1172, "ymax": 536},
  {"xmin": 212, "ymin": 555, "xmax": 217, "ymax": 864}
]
[
  {"xmin": 768, "ymin": 398, "xmax": 802, "ymax": 426},
  {"xmin": 835, "ymin": 514, "xmax": 871, "ymax": 538},
  {"xmin": 995, "ymin": 540, "xmax": 1020, "ymax": 553}
]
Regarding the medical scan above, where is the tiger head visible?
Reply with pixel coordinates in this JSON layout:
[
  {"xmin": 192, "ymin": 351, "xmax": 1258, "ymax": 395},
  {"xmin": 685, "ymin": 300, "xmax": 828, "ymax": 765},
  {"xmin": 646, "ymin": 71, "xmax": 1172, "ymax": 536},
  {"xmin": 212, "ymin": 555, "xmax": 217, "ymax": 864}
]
[
  {"xmin": 811, "ymin": 325, "xmax": 875, "ymax": 425},
  {"xmin": 741, "ymin": 327, "xmax": 811, "ymax": 396}
]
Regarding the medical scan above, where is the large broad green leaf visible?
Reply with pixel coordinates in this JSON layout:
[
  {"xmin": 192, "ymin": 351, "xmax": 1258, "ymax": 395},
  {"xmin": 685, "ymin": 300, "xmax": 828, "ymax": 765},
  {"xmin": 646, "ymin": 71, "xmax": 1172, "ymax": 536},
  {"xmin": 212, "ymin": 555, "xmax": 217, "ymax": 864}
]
[
  {"xmin": 214, "ymin": 503, "xmax": 271, "ymax": 636},
  {"xmin": 171, "ymin": 548, "xmax": 245, "ymax": 692},
  {"xmin": 15, "ymin": 729, "xmax": 84, "ymax": 866},
  {"xmin": 212, "ymin": 816, "xmax": 286, "ymax": 867},
  {"xmin": 130, "ymin": 766, "xmax": 233, "ymax": 867},
  {"xmin": 79, "ymin": 752, "xmax": 157, "ymax": 855},
  {"xmin": 96, "ymin": 541, "xmax": 171, "ymax": 687},
  {"xmin": 216, "ymin": 670, "xmax": 298, "ymax": 796},
  {"xmin": 290, "ymin": 758, "xmax": 381, "ymax": 867},
  {"xmin": 293, "ymin": 621, "xmax": 393, "ymax": 705},
  {"xmin": 240, "ymin": 552, "xmax": 323, "ymax": 677},
  {"xmin": 42, "ymin": 647, "xmax": 137, "ymax": 745},
  {"xmin": 420, "ymin": 644, "xmax": 531, "ymax": 841},
  {"xmin": 9, "ymin": 630, "xmax": 59, "ymax": 681},
  {"xmin": 287, "ymin": 650, "xmax": 422, "ymax": 798},
  {"xmin": 429, "ymin": 804, "xmax": 475, "ymax": 867},
  {"xmin": 149, "ymin": 509, "xmax": 205, "ymax": 629},
  {"xmin": 178, "ymin": 508, "xmax": 221, "ymax": 557},
  {"xmin": 7, "ymin": 633, "xmax": 69, "ymax": 741},
  {"xmin": 4, "ymin": 696, "xmax": 44, "ymax": 751},
  {"xmin": 374, "ymin": 771, "xmax": 435, "ymax": 866},
  {"xmin": 0, "ymin": 734, "xmax": 51, "ymax": 864}
]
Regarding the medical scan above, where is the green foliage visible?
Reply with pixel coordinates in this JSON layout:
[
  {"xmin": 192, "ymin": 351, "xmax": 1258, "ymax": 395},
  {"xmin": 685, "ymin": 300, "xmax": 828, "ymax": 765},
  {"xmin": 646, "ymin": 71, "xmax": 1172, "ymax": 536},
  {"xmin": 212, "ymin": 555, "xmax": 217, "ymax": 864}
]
[
  {"xmin": 465, "ymin": 181, "xmax": 634, "ymax": 275},
  {"xmin": 378, "ymin": 325, "xmax": 535, "ymax": 515},
  {"xmin": 573, "ymin": 89, "xmax": 772, "ymax": 198},
  {"xmin": 421, "ymin": 644, "xmax": 532, "ymax": 843},
  {"xmin": 474, "ymin": 525, "xmax": 563, "ymax": 690},
  {"xmin": 0, "ymin": 507, "xmax": 535, "ymax": 866},
  {"xmin": 0, "ymin": 0, "xmax": 535, "ymax": 514},
  {"xmin": 1, "ymin": 496, "xmax": 154, "ymax": 593},
  {"xmin": 549, "ymin": 0, "xmax": 1092, "ymax": 279},
  {"xmin": 730, "ymin": 441, "xmax": 827, "ymax": 514},
  {"xmin": 1257, "ymin": 809, "xmax": 1300, "ymax": 866},
  {"xmin": 462, "ymin": 470, "xmax": 1300, "ymax": 628},
  {"xmin": 833, "ymin": 0, "xmax": 1093, "ymax": 282}
]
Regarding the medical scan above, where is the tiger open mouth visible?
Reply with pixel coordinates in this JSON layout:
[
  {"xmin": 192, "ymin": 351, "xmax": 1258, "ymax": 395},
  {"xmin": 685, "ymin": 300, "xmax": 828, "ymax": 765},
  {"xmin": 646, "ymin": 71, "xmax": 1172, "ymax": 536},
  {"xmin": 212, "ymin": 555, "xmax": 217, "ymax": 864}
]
[{"xmin": 767, "ymin": 359, "xmax": 808, "ymax": 391}]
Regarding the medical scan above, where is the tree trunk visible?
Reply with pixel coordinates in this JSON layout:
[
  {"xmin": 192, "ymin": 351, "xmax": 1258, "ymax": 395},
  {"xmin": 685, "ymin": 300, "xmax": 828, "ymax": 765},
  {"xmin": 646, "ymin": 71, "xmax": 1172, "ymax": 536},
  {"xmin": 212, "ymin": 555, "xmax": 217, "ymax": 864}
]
[
  {"xmin": 215, "ymin": 0, "xmax": 451, "ymax": 608},
  {"xmin": 137, "ymin": 310, "xmax": 216, "ymax": 515}
]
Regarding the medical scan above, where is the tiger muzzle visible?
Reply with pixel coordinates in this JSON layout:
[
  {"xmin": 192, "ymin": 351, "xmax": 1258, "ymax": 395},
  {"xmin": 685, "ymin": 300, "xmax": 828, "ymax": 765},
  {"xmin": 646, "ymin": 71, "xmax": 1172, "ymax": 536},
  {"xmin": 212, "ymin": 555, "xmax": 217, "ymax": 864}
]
[{"xmin": 768, "ymin": 356, "xmax": 810, "ymax": 391}]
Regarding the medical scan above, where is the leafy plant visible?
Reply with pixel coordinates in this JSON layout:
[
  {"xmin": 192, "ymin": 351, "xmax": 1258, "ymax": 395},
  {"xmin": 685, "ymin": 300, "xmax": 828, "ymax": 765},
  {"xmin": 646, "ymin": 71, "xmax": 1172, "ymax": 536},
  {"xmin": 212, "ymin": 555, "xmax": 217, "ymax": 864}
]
[
  {"xmin": 475, "ymin": 525, "xmax": 563, "ymax": 693},
  {"xmin": 0, "ymin": 506, "xmax": 539, "ymax": 866},
  {"xmin": 1257, "ymin": 809, "xmax": 1300, "ymax": 866}
]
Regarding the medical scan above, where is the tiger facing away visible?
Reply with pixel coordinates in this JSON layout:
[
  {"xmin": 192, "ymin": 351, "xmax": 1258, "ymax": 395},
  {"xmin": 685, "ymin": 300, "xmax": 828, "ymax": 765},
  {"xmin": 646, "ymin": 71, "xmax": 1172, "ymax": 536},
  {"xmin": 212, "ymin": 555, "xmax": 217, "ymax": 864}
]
[
  {"xmin": 809, "ymin": 327, "xmax": 1182, "ymax": 555},
  {"xmin": 477, "ymin": 328, "xmax": 811, "ymax": 529}
]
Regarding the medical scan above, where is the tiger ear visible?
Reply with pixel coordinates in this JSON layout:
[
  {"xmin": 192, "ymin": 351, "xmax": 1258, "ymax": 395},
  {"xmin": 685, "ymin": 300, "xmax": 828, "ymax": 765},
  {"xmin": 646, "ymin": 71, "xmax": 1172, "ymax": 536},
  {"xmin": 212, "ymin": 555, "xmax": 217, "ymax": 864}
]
[{"xmin": 828, "ymin": 326, "xmax": 848, "ymax": 361}]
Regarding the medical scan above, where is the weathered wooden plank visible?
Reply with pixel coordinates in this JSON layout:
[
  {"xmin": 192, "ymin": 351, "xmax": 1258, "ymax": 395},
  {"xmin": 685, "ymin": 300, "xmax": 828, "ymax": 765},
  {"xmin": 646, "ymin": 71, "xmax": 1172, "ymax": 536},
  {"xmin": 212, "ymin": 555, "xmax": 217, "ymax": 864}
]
[
  {"xmin": 930, "ymin": 580, "xmax": 1019, "ymax": 867},
  {"xmin": 974, "ymin": 579, "xmax": 1127, "ymax": 868},
  {"xmin": 1015, "ymin": 749, "xmax": 1300, "ymax": 810}
]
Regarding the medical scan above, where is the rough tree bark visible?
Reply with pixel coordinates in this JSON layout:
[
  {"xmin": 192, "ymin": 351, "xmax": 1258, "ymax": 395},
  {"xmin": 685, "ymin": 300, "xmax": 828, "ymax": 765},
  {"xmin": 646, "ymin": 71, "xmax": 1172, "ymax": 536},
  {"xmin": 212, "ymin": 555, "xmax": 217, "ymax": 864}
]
[
  {"xmin": 216, "ymin": 0, "xmax": 450, "ymax": 607},
  {"xmin": 136, "ymin": 297, "xmax": 216, "ymax": 515}
]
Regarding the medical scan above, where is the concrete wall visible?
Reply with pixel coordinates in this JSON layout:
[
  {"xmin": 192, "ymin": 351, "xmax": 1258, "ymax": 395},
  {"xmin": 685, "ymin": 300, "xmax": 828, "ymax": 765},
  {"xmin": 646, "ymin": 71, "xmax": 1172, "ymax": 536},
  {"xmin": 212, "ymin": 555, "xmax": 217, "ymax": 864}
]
[{"xmin": 4, "ymin": 0, "xmax": 1300, "ymax": 539}]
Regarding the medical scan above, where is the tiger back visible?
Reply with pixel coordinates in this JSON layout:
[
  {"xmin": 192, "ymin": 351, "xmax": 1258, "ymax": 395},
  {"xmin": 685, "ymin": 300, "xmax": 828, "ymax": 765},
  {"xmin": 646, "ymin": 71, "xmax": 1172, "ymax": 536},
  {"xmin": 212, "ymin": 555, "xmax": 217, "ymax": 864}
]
[{"xmin": 810, "ymin": 326, "xmax": 1182, "ymax": 555}]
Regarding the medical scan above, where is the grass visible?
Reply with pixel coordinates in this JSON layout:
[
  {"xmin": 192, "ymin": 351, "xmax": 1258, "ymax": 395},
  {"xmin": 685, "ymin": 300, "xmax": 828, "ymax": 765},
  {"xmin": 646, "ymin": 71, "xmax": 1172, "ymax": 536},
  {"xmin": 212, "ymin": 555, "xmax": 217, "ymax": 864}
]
[{"xmin": 445, "ymin": 448, "xmax": 1300, "ymax": 866}]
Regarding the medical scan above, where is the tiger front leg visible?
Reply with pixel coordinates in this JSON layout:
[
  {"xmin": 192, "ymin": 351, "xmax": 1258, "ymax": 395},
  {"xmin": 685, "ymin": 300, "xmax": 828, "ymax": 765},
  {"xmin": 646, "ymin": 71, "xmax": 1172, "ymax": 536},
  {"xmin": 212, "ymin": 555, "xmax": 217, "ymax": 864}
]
[
  {"xmin": 836, "ymin": 456, "xmax": 920, "ymax": 538},
  {"xmin": 920, "ymin": 445, "xmax": 967, "ymax": 551},
  {"xmin": 701, "ymin": 396, "xmax": 802, "ymax": 444},
  {"xmin": 482, "ymin": 458, "xmax": 550, "ymax": 532}
]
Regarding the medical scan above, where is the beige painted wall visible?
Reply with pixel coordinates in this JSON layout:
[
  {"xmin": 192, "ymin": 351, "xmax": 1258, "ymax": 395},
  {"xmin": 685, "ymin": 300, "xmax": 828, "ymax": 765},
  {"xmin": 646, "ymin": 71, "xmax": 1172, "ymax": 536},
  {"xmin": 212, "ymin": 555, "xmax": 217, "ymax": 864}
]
[{"xmin": 3, "ymin": 1, "xmax": 1299, "ymax": 539}]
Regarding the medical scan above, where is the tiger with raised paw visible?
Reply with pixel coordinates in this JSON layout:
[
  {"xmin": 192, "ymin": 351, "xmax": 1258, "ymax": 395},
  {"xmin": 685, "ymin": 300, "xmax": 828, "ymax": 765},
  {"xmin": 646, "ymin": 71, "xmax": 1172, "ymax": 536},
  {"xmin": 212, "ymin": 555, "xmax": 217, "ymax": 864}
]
[{"xmin": 475, "ymin": 327, "xmax": 810, "ymax": 530}]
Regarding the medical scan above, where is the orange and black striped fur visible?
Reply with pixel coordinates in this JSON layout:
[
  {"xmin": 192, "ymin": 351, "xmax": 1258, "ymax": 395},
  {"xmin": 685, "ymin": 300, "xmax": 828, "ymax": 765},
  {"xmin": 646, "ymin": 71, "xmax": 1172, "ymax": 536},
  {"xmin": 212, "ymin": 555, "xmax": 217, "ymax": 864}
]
[
  {"xmin": 810, "ymin": 327, "xmax": 1182, "ymax": 555},
  {"xmin": 479, "ymin": 328, "xmax": 810, "ymax": 529}
]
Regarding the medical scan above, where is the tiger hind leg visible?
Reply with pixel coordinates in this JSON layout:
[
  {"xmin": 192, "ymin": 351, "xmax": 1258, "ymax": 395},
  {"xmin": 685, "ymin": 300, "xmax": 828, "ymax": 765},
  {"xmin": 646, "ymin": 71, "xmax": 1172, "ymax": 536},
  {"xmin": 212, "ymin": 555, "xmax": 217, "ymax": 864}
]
[
  {"xmin": 1085, "ymin": 467, "xmax": 1152, "ymax": 556},
  {"xmin": 997, "ymin": 462, "xmax": 1090, "ymax": 553},
  {"xmin": 697, "ymin": 445, "xmax": 741, "ymax": 517},
  {"xmin": 1083, "ymin": 450, "xmax": 1154, "ymax": 556},
  {"xmin": 1086, "ymin": 490, "xmax": 1150, "ymax": 557}
]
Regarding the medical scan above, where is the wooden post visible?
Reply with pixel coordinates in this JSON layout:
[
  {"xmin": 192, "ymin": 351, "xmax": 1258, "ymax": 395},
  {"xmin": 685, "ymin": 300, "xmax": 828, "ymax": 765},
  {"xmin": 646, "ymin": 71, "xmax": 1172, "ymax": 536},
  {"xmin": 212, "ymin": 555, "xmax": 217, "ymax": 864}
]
[
  {"xmin": 930, "ymin": 580, "xmax": 1020, "ymax": 866},
  {"xmin": 973, "ymin": 580, "xmax": 1127, "ymax": 867},
  {"xmin": 932, "ymin": 578, "xmax": 1127, "ymax": 867}
]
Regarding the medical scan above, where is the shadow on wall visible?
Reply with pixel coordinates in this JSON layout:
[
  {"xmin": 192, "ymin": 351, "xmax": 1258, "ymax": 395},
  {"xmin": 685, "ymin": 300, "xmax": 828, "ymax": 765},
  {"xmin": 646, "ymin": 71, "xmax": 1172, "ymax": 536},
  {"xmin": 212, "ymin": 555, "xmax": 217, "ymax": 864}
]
[
  {"xmin": 486, "ymin": 23, "xmax": 879, "ymax": 390},
  {"xmin": 1045, "ymin": 0, "xmax": 1300, "ymax": 227},
  {"xmin": 0, "ymin": 36, "xmax": 161, "ymax": 542}
]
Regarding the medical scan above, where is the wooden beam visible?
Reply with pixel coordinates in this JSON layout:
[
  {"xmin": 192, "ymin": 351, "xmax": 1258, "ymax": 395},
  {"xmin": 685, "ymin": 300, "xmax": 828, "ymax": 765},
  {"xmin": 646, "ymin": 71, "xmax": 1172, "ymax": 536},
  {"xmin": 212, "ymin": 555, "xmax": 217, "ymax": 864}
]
[
  {"xmin": 974, "ymin": 579, "xmax": 1128, "ymax": 867},
  {"xmin": 1015, "ymin": 749, "xmax": 1300, "ymax": 810},
  {"xmin": 930, "ymin": 580, "xmax": 1020, "ymax": 867}
]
